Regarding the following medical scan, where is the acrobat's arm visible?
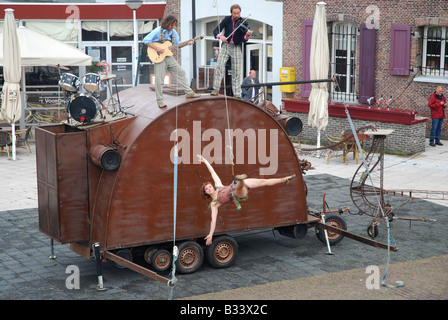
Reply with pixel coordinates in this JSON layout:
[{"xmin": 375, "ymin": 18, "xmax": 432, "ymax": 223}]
[
  {"xmin": 197, "ymin": 154, "xmax": 223, "ymax": 187},
  {"xmin": 205, "ymin": 204, "xmax": 218, "ymax": 245}
]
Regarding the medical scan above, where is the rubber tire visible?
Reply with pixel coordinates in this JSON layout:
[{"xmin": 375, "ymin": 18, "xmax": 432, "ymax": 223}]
[
  {"xmin": 316, "ymin": 213, "xmax": 347, "ymax": 245},
  {"xmin": 151, "ymin": 249, "xmax": 172, "ymax": 272},
  {"xmin": 367, "ymin": 225, "xmax": 379, "ymax": 239},
  {"xmin": 206, "ymin": 235, "xmax": 238, "ymax": 269},
  {"xmin": 113, "ymin": 249, "xmax": 133, "ymax": 269},
  {"xmin": 175, "ymin": 241, "xmax": 204, "ymax": 274}
]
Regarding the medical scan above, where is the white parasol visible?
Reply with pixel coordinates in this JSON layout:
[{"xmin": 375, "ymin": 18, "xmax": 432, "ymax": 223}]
[
  {"xmin": 0, "ymin": 23, "xmax": 92, "ymax": 160},
  {"xmin": 0, "ymin": 9, "xmax": 21, "ymax": 160},
  {"xmin": 308, "ymin": 2, "xmax": 330, "ymax": 152}
]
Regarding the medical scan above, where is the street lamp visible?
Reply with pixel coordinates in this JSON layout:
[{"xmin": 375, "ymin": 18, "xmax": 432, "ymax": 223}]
[{"xmin": 126, "ymin": 0, "xmax": 143, "ymax": 87}]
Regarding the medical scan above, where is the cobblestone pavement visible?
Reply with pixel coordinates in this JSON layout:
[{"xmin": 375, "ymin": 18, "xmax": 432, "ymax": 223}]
[{"xmin": 1, "ymin": 171, "xmax": 447, "ymax": 301}]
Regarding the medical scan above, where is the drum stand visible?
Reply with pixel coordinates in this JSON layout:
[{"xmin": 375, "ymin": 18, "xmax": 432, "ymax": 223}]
[{"xmin": 101, "ymin": 74, "xmax": 125, "ymax": 116}]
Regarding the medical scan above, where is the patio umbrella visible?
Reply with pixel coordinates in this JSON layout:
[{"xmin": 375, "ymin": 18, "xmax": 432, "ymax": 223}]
[
  {"xmin": 308, "ymin": 2, "xmax": 330, "ymax": 151},
  {"xmin": 0, "ymin": 9, "xmax": 21, "ymax": 160},
  {"xmin": 0, "ymin": 26, "xmax": 92, "ymax": 67},
  {"xmin": 0, "ymin": 24, "xmax": 92, "ymax": 147}
]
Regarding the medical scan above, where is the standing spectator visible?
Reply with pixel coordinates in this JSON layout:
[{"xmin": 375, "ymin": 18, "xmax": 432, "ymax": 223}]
[
  {"xmin": 428, "ymin": 86, "xmax": 446, "ymax": 146},
  {"xmin": 242, "ymin": 70, "xmax": 260, "ymax": 103}
]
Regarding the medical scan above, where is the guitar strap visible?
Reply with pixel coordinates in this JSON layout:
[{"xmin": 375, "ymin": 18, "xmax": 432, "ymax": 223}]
[{"xmin": 158, "ymin": 28, "xmax": 167, "ymax": 43}]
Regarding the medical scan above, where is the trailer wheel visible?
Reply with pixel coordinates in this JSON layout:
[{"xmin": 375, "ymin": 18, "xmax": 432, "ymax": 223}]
[
  {"xmin": 175, "ymin": 241, "xmax": 204, "ymax": 274},
  {"xmin": 316, "ymin": 213, "xmax": 347, "ymax": 245},
  {"xmin": 206, "ymin": 235, "xmax": 238, "ymax": 269},
  {"xmin": 151, "ymin": 249, "xmax": 172, "ymax": 272},
  {"xmin": 113, "ymin": 249, "xmax": 133, "ymax": 269}
]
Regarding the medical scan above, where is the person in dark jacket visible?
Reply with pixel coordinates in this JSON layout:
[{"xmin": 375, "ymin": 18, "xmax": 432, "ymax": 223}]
[
  {"xmin": 242, "ymin": 69, "xmax": 260, "ymax": 103},
  {"xmin": 428, "ymin": 86, "xmax": 446, "ymax": 146},
  {"xmin": 210, "ymin": 4, "xmax": 253, "ymax": 98}
]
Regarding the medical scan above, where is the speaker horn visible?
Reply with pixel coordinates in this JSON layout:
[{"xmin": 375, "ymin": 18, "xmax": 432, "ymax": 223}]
[{"xmin": 89, "ymin": 144, "xmax": 121, "ymax": 171}]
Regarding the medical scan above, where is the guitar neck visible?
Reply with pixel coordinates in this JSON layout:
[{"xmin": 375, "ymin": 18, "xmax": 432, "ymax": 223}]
[
  {"xmin": 168, "ymin": 37, "xmax": 201, "ymax": 50},
  {"xmin": 169, "ymin": 40, "xmax": 190, "ymax": 50}
]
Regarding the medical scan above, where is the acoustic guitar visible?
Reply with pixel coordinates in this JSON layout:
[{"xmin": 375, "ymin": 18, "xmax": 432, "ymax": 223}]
[{"xmin": 147, "ymin": 36, "xmax": 204, "ymax": 64}]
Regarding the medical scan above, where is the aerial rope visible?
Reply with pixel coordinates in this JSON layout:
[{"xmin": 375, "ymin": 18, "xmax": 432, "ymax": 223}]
[
  {"xmin": 213, "ymin": 0, "xmax": 235, "ymax": 177},
  {"xmin": 168, "ymin": 97, "xmax": 179, "ymax": 300},
  {"xmin": 168, "ymin": 13, "xmax": 182, "ymax": 298}
]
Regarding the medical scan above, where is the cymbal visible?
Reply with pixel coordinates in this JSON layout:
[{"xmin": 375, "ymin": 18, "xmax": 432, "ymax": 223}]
[
  {"xmin": 101, "ymin": 74, "xmax": 117, "ymax": 81},
  {"xmin": 49, "ymin": 64, "xmax": 70, "ymax": 70}
]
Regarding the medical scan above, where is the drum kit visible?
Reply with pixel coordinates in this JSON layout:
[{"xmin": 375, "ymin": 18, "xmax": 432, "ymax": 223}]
[{"xmin": 57, "ymin": 66, "xmax": 122, "ymax": 124}]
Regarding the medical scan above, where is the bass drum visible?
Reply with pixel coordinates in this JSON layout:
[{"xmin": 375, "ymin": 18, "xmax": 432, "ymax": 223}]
[{"xmin": 69, "ymin": 95, "xmax": 99, "ymax": 123}]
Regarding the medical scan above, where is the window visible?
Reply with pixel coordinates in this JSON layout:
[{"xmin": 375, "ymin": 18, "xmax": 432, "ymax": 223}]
[
  {"xmin": 422, "ymin": 26, "xmax": 448, "ymax": 76},
  {"xmin": 330, "ymin": 23, "xmax": 357, "ymax": 102}
]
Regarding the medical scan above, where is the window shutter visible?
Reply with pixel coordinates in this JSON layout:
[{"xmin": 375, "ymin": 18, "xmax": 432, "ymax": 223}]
[
  {"xmin": 358, "ymin": 23, "xmax": 376, "ymax": 104},
  {"xmin": 390, "ymin": 23, "xmax": 411, "ymax": 76},
  {"xmin": 301, "ymin": 20, "xmax": 313, "ymax": 97}
]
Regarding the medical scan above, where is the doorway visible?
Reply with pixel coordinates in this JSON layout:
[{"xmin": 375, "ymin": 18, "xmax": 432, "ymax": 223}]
[{"xmin": 82, "ymin": 43, "xmax": 134, "ymax": 100}]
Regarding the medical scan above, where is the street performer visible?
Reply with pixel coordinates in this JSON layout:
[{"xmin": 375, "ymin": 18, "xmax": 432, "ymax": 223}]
[
  {"xmin": 198, "ymin": 154, "xmax": 296, "ymax": 245},
  {"xmin": 143, "ymin": 15, "xmax": 200, "ymax": 108},
  {"xmin": 210, "ymin": 4, "xmax": 253, "ymax": 99}
]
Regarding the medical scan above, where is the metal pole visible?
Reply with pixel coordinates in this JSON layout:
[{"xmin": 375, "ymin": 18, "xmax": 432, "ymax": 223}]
[
  {"xmin": 211, "ymin": 78, "xmax": 335, "ymax": 90},
  {"xmin": 49, "ymin": 238, "xmax": 56, "ymax": 259},
  {"xmin": 132, "ymin": 9, "xmax": 138, "ymax": 87},
  {"xmin": 192, "ymin": 0, "xmax": 197, "ymax": 90},
  {"xmin": 94, "ymin": 243, "xmax": 106, "ymax": 291}
]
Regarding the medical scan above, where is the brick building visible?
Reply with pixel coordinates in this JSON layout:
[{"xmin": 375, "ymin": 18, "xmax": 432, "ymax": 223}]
[
  {"xmin": 281, "ymin": 0, "xmax": 448, "ymax": 140},
  {"xmin": 168, "ymin": 0, "xmax": 448, "ymax": 141},
  {"xmin": 2, "ymin": 0, "xmax": 446, "ymax": 142}
]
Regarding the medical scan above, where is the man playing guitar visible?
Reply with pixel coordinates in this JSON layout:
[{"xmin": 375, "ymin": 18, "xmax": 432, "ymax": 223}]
[{"xmin": 143, "ymin": 15, "xmax": 200, "ymax": 108}]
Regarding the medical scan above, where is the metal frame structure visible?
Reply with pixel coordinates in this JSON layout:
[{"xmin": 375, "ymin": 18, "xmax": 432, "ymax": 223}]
[{"xmin": 350, "ymin": 130, "xmax": 446, "ymax": 238}]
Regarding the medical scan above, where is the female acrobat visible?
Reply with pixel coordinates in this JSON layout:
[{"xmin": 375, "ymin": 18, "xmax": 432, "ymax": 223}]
[{"xmin": 198, "ymin": 154, "xmax": 296, "ymax": 245}]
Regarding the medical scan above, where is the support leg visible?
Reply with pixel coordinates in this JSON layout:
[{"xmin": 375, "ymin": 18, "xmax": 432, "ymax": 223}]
[
  {"xmin": 49, "ymin": 238, "xmax": 56, "ymax": 260},
  {"xmin": 94, "ymin": 243, "xmax": 106, "ymax": 291}
]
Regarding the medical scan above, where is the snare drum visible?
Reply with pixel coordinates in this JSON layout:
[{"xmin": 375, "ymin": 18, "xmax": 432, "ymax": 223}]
[
  {"xmin": 59, "ymin": 73, "xmax": 79, "ymax": 92},
  {"xmin": 84, "ymin": 73, "xmax": 100, "ymax": 92},
  {"xmin": 69, "ymin": 94, "xmax": 100, "ymax": 123}
]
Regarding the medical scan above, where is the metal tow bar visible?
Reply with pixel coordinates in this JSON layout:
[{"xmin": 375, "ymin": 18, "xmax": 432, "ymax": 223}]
[
  {"xmin": 103, "ymin": 250, "xmax": 174, "ymax": 286},
  {"xmin": 316, "ymin": 222, "xmax": 398, "ymax": 252}
]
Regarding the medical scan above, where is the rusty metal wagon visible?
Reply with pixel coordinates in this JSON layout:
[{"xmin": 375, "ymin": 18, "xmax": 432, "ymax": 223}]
[{"xmin": 35, "ymin": 86, "xmax": 392, "ymax": 288}]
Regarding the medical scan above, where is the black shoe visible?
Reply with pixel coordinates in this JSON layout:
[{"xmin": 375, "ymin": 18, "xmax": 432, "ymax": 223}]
[
  {"xmin": 436, "ymin": 142, "xmax": 444, "ymax": 146},
  {"xmin": 430, "ymin": 143, "xmax": 436, "ymax": 147}
]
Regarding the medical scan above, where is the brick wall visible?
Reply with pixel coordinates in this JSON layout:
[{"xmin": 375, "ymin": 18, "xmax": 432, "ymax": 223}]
[
  {"xmin": 282, "ymin": 0, "xmax": 448, "ymax": 140},
  {"xmin": 285, "ymin": 110, "xmax": 427, "ymax": 155}
]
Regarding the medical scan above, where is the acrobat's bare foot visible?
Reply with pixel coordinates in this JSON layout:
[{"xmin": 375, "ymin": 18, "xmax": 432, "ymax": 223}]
[
  {"xmin": 234, "ymin": 174, "xmax": 247, "ymax": 181},
  {"xmin": 282, "ymin": 174, "xmax": 296, "ymax": 185}
]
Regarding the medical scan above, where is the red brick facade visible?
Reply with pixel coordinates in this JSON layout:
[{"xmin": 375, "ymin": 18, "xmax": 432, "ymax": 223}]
[
  {"xmin": 282, "ymin": 0, "xmax": 448, "ymax": 139},
  {"xmin": 165, "ymin": 0, "xmax": 448, "ymax": 139}
]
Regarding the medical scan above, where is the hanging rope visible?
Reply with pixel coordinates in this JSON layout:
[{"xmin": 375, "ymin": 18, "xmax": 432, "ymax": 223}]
[
  {"xmin": 168, "ymin": 105, "xmax": 179, "ymax": 300},
  {"xmin": 168, "ymin": 143, "xmax": 179, "ymax": 299},
  {"xmin": 167, "ymin": 20, "xmax": 182, "ymax": 298},
  {"xmin": 213, "ymin": 0, "xmax": 235, "ymax": 177}
]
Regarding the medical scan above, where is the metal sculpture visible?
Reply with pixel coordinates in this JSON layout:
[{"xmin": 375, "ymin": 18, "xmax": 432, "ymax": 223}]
[{"xmin": 350, "ymin": 129, "xmax": 446, "ymax": 238}]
